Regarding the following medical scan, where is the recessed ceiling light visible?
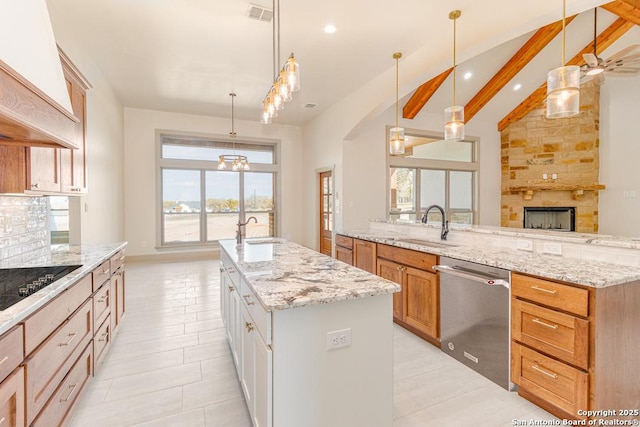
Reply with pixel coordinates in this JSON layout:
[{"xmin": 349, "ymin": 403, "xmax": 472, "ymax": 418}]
[
  {"xmin": 513, "ymin": 83, "xmax": 522, "ymax": 91},
  {"xmin": 463, "ymin": 72, "xmax": 472, "ymax": 80},
  {"xmin": 324, "ymin": 24, "xmax": 337, "ymax": 34}
]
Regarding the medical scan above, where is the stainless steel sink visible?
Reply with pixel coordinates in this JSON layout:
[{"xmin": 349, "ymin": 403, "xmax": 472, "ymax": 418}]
[{"xmin": 392, "ymin": 238, "xmax": 458, "ymax": 248}]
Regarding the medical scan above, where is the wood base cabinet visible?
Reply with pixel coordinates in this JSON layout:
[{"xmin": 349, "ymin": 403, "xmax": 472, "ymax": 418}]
[
  {"xmin": 511, "ymin": 273, "xmax": 640, "ymax": 421},
  {"xmin": 353, "ymin": 239, "xmax": 376, "ymax": 274},
  {"xmin": 0, "ymin": 367, "xmax": 24, "ymax": 427},
  {"xmin": 335, "ymin": 235, "xmax": 354, "ymax": 265}
]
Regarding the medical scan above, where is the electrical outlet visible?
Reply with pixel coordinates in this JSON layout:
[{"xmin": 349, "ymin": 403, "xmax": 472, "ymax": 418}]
[
  {"xmin": 543, "ymin": 242, "xmax": 562, "ymax": 255},
  {"xmin": 516, "ymin": 239, "xmax": 533, "ymax": 251},
  {"xmin": 326, "ymin": 328, "xmax": 351, "ymax": 350}
]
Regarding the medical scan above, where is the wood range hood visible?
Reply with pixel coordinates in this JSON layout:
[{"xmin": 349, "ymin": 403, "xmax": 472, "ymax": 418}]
[{"xmin": 0, "ymin": 57, "xmax": 80, "ymax": 150}]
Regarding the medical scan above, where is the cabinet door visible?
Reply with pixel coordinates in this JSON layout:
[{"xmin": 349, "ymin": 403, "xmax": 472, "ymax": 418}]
[
  {"xmin": 240, "ymin": 304, "xmax": 255, "ymax": 419},
  {"xmin": 0, "ymin": 367, "xmax": 24, "ymax": 427},
  {"xmin": 353, "ymin": 239, "xmax": 377, "ymax": 274},
  {"xmin": 220, "ymin": 269, "xmax": 229, "ymax": 327},
  {"xmin": 335, "ymin": 246, "xmax": 353, "ymax": 265},
  {"xmin": 27, "ymin": 147, "xmax": 60, "ymax": 193},
  {"xmin": 253, "ymin": 331, "xmax": 272, "ymax": 427},
  {"xmin": 377, "ymin": 258, "xmax": 404, "ymax": 320},
  {"xmin": 229, "ymin": 289, "xmax": 241, "ymax": 372},
  {"xmin": 404, "ymin": 266, "xmax": 439, "ymax": 339},
  {"xmin": 110, "ymin": 269, "xmax": 125, "ymax": 333}
]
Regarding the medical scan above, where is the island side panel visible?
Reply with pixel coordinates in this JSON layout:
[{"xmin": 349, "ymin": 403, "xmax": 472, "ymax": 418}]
[{"xmin": 272, "ymin": 294, "xmax": 394, "ymax": 427}]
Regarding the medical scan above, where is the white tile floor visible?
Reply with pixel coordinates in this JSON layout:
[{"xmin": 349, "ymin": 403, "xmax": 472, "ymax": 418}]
[{"xmin": 69, "ymin": 259, "xmax": 557, "ymax": 427}]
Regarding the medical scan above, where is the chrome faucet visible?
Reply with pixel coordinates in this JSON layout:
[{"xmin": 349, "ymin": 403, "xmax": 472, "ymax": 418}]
[
  {"xmin": 236, "ymin": 216, "xmax": 258, "ymax": 244},
  {"xmin": 421, "ymin": 205, "xmax": 449, "ymax": 241}
]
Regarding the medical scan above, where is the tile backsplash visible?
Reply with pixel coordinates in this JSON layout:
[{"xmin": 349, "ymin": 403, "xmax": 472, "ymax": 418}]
[{"xmin": 0, "ymin": 196, "xmax": 49, "ymax": 260}]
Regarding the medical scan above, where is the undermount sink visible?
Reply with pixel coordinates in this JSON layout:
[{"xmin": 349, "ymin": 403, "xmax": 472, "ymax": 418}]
[
  {"xmin": 245, "ymin": 238, "xmax": 286, "ymax": 245},
  {"xmin": 392, "ymin": 238, "xmax": 458, "ymax": 248}
]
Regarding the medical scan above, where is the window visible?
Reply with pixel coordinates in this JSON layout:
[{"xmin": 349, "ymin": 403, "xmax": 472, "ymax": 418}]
[
  {"xmin": 387, "ymin": 130, "xmax": 478, "ymax": 224},
  {"xmin": 158, "ymin": 134, "xmax": 278, "ymax": 247}
]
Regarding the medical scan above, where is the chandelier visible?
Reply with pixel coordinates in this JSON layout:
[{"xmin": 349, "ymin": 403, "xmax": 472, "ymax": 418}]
[
  {"xmin": 218, "ymin": 93, "xmax": 250, "ymax": 171},
  {"xmin": 260, "ymin": 0, "xmax": 300, "ymax": 124}
]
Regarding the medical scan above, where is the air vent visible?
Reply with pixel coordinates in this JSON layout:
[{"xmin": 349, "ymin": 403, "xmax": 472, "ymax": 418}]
[
  {"xmin": 304, "ymin": 103, "xmax": 317, "ymax": 109},
  {"xmin": 247, "ymin": 4, "xmax": 273, "ymax": 22}
]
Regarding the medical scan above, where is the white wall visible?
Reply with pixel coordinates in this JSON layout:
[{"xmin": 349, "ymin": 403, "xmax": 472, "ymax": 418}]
[
  {"xmin": 47, "ymin": 3, "xmax": 126, "ymax": 245},
  {"xmin": 124, "ymin": 108, "xmax": 303, "ymax": 257},
  {"xmin": 599, "ymin": 76, "xmax": 640, "ymax": 238}
]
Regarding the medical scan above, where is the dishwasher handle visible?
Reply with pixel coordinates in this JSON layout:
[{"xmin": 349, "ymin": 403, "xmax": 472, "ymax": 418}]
[{"xmin": 433, "ymin": 264, "xmax": 510, "ymax": 288}]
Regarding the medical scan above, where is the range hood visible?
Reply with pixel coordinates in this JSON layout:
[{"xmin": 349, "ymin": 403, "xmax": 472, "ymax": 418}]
[{"xmin": 0, "ymin": 1, "xmax": 79, "ymax": 149}]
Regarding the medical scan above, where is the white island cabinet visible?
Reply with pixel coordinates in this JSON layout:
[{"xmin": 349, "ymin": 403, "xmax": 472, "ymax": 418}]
[{"xmin": 219, "ymin": 239, "xmax": 400, "ymax": 427}]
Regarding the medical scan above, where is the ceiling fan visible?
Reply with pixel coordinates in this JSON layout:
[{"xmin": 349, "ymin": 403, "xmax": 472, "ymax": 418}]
[{"xmin": 581, "ymin": 8, "xmax": 640, "ymax": 84}]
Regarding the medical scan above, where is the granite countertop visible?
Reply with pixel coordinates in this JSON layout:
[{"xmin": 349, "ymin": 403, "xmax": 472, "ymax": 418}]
[
  {"xmin": 0, "ymin": 242, "xmax": 127, "ymax": 335},
  {"xmin": 338, "ymin": 230, "xmax": 640, "ymax": 288},
  {"xmin": 219, "ymin": 239, "xmax": 400, "ymax": 311}
]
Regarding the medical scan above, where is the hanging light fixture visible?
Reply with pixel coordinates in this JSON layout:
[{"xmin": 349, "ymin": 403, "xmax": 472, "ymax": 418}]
[
  {"xmin": 389, "ymin": 52, "xmax": 405, "ymax": 155},
  {"xmin": 546, "ymin": 0, "xmax": 580, "ymax": 118},
  {"xmin": 444, "ymin": 10, "xmax": 464, "ymax": 141},
  {"xmin": 218, "ymin": 93, "xmax": 250, "ymax": 171},
  {"xmin": 260, "ymin": 0, "xmax": 300, "ymax": 123}
]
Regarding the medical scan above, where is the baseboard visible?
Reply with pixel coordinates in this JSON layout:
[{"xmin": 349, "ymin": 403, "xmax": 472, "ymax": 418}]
[{"xmin": 127, "ymin": 248, "xmax": 220, "ymax": 263}]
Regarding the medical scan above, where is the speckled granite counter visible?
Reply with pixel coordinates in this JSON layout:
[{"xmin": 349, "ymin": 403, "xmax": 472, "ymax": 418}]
[
  {"xmin": 219, "ymin": 238, "xmax": 400, "ymax": 311},
  {"xmin": 0, "ymin": 242, "xmax": 127, "ymax": 335},
  {"xmin": 338, "ymin": 226, "xmax": 640, "ymax": 288}
]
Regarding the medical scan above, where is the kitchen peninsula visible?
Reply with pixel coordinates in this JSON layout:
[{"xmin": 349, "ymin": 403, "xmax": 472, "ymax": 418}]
[
  {"xmin": 337, "ymin": 219, "xmax": 640, "ymax": 421},
  {"xmin": 218, "ymin": 238, "xmax": 399, "ymax": 427}
]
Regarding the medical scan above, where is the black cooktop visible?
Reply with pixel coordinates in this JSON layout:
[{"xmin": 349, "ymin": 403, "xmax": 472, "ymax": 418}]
[{"xmin": 0, "ymin": 265, "xmax": 81, "ymax": 311}]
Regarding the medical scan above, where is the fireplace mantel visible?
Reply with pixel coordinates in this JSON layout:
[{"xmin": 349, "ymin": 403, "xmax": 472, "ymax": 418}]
[{"xmin": 508, "ymin": 184, "xmax": 605, "ymax": 200}]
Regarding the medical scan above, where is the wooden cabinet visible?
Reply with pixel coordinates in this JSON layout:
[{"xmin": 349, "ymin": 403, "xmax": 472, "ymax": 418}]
[
  {"xmin": 377, "ymin": 244, "xmax": 439, "ymax": 345},
  {"xmin": 353, "ymin": 238, "xmax": 377, "ymax": 274},
  {"xmin": 0, "ymin": 325, "xmax": 24, "ymax": 384},
  {"xmin": 335, "ymin": 234, "xmax": 354, "ymax": 265},
  {"xmin": 27, "ymin": 146, "xmax": 60, "ymax": 192},
  {"xmin": 511, "ymin": 272, "xmax": 640, "ymax": 421},
  {"xmin": 0, "ymin": 367, "xmax": 24, "ymax": 427},
  {"xmin": 110, "ymin": 250, "xmax": 126, "ymax": 334}
]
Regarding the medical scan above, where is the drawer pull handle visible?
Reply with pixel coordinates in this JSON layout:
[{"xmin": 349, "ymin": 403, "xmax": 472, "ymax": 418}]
[
  {"xmin": 60, "ymin": 383, "xmax": 79, "ymax": 402},
  {"xmin": 531, "ymin": 285, "xmax": 557, "ymax": 295},
  {"xmin": 0, "ymin": 416, "xmax": 5, "ymax": 425},
  {"xmin": 98, "ymin": 332, "xmax": 109, "ymax": 342},
  {"xmin": 98, "ymin": 295, "xmax": 108, "ymax": 303},
  {"xmin": 243, "ymin": 295, "xmax": 255, "ymax": 305},
  {"xmin": 118, "ymin": 255, "xmax": 125, "ymax": 261},
  {"xmin": 228, "ymin": 285, "xmax": 235, "ymax": 292},
  {"xmin": 59, "ymin": 332, "xmax": 78, "ymax": 347},
  {"xmin": 531, "ymin": 364, "xmax": 558, "ymax": 379},
  {"xmin": 532, "ymin": 318, "xmax": 559, "ymax": 330},
  {"xmin": 0, "ymin": 356, "xmax": 8, "ymax": 365},
  {"xmin": 102, "ymin": 268, "xmax": 109, "ymax": 274},
  {"xmin": 245, "ymin": 322, "xmax": 254, "ymax": 332}
]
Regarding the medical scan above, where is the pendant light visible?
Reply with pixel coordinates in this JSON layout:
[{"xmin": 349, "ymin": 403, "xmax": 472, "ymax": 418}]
[
  {"xmin": 444, "ymin": 10, "xmax": 464, "ymax": 141},
  {"xmin": 546, "ymin": 0, "xmax": 580, "ymax": 118},
  {"xmin": 218, "ymin": 93, "xmax": 250, "ymax": 171},
  {"xmin": 390, "ymin": 52, "xmax": 405, "ymax": 155}
]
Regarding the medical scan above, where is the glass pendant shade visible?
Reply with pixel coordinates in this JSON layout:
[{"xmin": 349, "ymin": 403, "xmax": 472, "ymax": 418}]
[
  {"xmin": 444, "ymin": 105, "xmax": 465, "ymax": 141},
  {"xmin": 218, "ymin": 156, "xmax": 227, "ymax": 170},
  {"xmin": 285, "ymin": 56, "xmax": 300, "ymax": 92},
  {"xmin": 260, "ymin": 104, "xmax": 272, "ymax": 124},
  {"xmin": 278, "ymin": 72, "xmax": 292, "ymax": 101},
  {"xmin": 272, "ymin": 87, "xmax": 284, "ymax": 110},
  {"xmin": 546, "ymin": 65, "xmax": 580, "ymax": 118},
  {"xmin": 389, "ymin": 127, "xmax": 405, "ymax": 155}
]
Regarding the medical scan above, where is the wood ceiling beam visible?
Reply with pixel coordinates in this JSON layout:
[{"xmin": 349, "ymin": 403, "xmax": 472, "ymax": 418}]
[
  {"xmin": 402, "ymin": 68, "xmax": 452, "ymax": 119},
  {"xmin": 464, "ymin": 16, "xmax": 576, "ymax": 124},
  {"xmin": 602, "ymin": 0, "xmax": 640, "ymax": 25},
  {"xmin": 498, "ymin": 17, "xmax": 635, "ymax": 132}
]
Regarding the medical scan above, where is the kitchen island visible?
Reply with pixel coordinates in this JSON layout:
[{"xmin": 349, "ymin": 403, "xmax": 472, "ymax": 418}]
[{"xmin": 218, "ymin": 238, "xmax": 400, "ymax": 427}]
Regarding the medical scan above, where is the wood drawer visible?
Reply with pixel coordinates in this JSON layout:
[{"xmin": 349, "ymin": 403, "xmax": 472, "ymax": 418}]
[
  {"xmin": 512, "ymin": 343, "xmax": 588, "ymax": 419},
  {"xmin": 110, "ymin": 250, "xmax": 125, "ymax": 275},
  {"xmin": 512, "ymin": 299, "xmax": 588, "ymax": 370},
  {"xmin": 0, "ymin": 325, "xmax": 23, "ymax": 383},
  {"xmin": 240, "ymin": 277, "xmax": 271, "ymax": 345},
  {"xmin": 335, "ymin": 234, "xmax": 353, "ymax": 249},
  {"xmin": 512, "ymin": 273, "xmax": 588, "ymax": 317},
  {"xmin": 377, "ymin": 243, "xmax": 437, "ymax": 272},
  {"xmin": 24, "ymin": 273, "xmax": 92, "ymax": 355},
  {"xmin": 93, "ymin": 281, "xmax": 111, "ymax": 331},
  {"xmin": 0, "ymin": 367, "xmax": 24, "ymax": 427},
  {"xmin": 92, "ymin": 259, "xmax": 111, "ymax": 291},
  {"xmin": 31, "ymin": 343, "xmax": 92, "ymax": 427},
  {"xmin": 25, "ymin": 298, "xmax": 93, "ymax": 424},
  {"xmin": 94, "ymin": 315, "xmax": 111, "ymax": 370}
]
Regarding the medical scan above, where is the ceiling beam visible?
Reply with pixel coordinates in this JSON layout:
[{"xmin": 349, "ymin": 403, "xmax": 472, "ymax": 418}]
[
  {"xmin": 498, "ymin": 16, "xmax": 635, "ymax": 132},
  {"xmin": 602, "ymin": 0, "xmax": 640, "ymax": 25},
  {"xmin": 402, "ymin": 68, "xmax": 452, "ymax": 119},
  {"xmin": 464, "ymin": 16, "xmax": 576, "ymax": 124}
]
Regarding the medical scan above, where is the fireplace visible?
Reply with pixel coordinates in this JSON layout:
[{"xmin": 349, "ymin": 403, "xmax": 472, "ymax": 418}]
[{"xmin": 523, "ymin": 207, "xmax": 575, "ymax": 232}]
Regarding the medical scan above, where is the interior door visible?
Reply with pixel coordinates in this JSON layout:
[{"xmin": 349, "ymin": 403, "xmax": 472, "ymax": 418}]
[{"xmin": 319, "ymin": 170, "xmax": 332, "ymax": 256}]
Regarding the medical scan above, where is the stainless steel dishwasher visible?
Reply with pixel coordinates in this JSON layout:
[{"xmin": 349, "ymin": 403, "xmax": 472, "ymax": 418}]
[{"xmin": 434, "ymin": 256, "xmax": 515, "ymax": 391}]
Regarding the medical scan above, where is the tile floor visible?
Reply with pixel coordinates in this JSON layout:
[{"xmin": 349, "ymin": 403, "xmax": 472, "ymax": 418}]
[{"xmin": 69, "ymin": 259, "xmax": 556, "ymax": 427}]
